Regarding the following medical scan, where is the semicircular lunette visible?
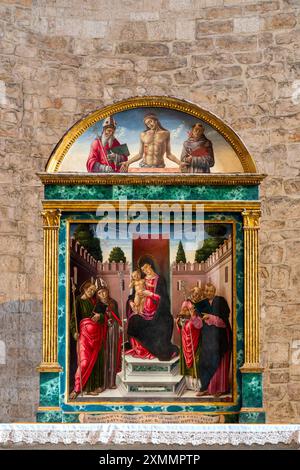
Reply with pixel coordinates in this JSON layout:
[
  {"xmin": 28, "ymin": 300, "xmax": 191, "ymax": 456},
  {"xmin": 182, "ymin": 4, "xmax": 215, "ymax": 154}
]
[{"xmin": 45, "ymin": 96, "xmax": 257, "ymax": 174}]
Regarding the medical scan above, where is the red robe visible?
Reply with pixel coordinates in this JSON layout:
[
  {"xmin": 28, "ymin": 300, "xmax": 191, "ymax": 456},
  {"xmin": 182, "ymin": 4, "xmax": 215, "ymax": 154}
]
[
  {"xmin": 203, "ymin": 314, "xmax": 231, "ymax": 395},
  {"xmin": 179, "ymin": 316, "xmax": 202, "ymax": 369},
  {"xmin": 92, "ymin": 300, "xmax": 123, "ymax": 385},
  {"xmin": 126, "ymin": 276, "xmax": 159, "ymax": 360},
  {"xmin": 86, "ymin": 137, "xmax": 127, "ymax": 173},
  {"xmin": 74, "ymin": 317, "xmax": 108, "ymax": 393},
  {"xmin": 179, "ymin": 299, "xmax": 231, "ymax": 395},
  {"xmin": 107, "ymin": 305, "xmax": 123, "ymax": 374}
]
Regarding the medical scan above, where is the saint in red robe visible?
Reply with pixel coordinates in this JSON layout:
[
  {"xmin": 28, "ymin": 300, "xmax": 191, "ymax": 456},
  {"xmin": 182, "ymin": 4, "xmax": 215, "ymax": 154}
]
[
  {"xmin": 74, "ymin": 316, "xmax": 108, "ymax": 393},
  {"xmin": 86, "ymin": 137, "xmax": 127, "ymax": 173},
  {"xmin": 177, "ymin": 302, "xmax": 202, "ymax": 370}
]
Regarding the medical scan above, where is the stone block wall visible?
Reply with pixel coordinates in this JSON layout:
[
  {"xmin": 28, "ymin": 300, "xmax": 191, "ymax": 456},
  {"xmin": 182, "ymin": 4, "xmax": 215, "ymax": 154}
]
[{"xmin": 0, "ymin": 0, "xmax": 299, "ymax": 422}]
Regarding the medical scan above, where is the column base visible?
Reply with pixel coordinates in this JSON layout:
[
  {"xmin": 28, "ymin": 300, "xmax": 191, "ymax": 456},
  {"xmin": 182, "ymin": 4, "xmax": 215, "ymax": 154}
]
[{"xmin": 37, "ymin": 362, "xmax": 63, "ymax": 372}]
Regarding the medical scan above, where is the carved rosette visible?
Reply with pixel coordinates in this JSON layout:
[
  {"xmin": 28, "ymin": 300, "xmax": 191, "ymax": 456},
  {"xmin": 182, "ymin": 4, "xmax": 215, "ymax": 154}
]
[
  {"xmin": 38, "ymin": 209, "xmax": 62, "ymax": 372},
  {"xmin": 241, "ymin": 209, "xmax": 262, "ymax": 371}
]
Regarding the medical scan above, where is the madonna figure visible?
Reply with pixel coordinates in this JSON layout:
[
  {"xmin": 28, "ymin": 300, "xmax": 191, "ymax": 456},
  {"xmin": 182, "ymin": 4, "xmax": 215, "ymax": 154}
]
[{"xmin": 126, "ymin": 255, "xmax": 178, "ymax": 361}]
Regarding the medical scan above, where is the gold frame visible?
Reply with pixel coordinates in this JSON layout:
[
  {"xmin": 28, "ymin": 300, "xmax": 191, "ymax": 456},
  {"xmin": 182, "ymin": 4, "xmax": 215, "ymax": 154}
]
[
  {"xmin": 38, "ymin": 202, "xmax": 263, "ymax": 418},
  {"xmin": 44, "ymin": 95, "xmax": 258, "ymax": 173},
  {"xmin": 65, "ymin": 218, "xmax": 237, "ymax": 408},
  {"xmin": 38, "ymin": 95, "xmax": 265, "ymax": 420}
]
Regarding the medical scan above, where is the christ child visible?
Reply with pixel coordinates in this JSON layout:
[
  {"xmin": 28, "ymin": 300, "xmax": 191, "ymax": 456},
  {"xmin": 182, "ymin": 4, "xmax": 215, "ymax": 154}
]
[{"xmin": 129, "ymin": 270, "xmax": 145, "ymax": 314}]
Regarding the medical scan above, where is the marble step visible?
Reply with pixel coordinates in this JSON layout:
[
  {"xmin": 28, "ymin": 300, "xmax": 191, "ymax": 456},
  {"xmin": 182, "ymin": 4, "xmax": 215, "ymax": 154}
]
[
  {"xmin": 124, "ymin": 355, "xmax": 179, "ymax": 375},
  {"xmin": 116, "ymin": 371, "xmax": 186, "ymax": 396}
]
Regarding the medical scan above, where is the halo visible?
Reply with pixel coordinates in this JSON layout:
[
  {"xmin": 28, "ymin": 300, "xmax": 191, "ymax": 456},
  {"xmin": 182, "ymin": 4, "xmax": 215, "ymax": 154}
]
[
  {"xmin": 79, "ymin": 279, "xmax": 96, "ymax": 294},
  {"xmin": 137, "ymin": 254, "xmax": 159, "ymax": 274}
]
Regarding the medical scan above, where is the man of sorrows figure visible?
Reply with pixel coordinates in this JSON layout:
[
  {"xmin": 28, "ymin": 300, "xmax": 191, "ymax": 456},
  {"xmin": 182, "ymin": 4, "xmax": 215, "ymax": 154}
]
[{"xmin": 121, "ymin": 112, "xmax": 181, "ymax": 170}]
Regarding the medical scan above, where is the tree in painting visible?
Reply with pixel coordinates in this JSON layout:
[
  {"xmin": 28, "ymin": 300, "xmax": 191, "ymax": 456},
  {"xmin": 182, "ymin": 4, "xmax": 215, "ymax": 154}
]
[
  {"xmin": 194, "ymin": 224, "xmax": 227, "ymax": 262},
  {"xmin": 108, "ymin": 246, "xmax": 126, "ymax": 263},
  {"xmin": 175, "ymin": 241, "xmax": 187, "ymax": 263},
  {"xmin": 74, "ymin": 224, "xmax": 103, "ymax": 261}
]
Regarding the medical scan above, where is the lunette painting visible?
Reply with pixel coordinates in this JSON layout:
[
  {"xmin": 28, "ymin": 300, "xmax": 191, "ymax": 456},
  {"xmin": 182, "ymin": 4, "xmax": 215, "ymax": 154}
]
[
  {"xmin": 58, "ymin": 107, "xmax": 244, "ymax": 174},
  {"xmin": 67, "ymin": 215, "xmax": 234, "ymax": 404}
]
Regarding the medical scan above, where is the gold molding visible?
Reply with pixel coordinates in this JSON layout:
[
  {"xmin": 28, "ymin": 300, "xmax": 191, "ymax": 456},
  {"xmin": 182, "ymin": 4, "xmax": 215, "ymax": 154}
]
[
  {"xmin": 37, "ymin": 209, "xmax": 62, "ymax": 372},
  {"xmin": 42, "ymin": 199, "xmax": 261, "ymax": 213},
  {"xmin": 44, "ymin": 96, "xmax": 258, "ymax": 173},
  {"xmin": 242, "ymin": 209, "xmax": 261, "ymax": 367},
  {"xmin": 37, "ymin": 406, "xmax": 61, "ymax": 411},
  {"xmin": 38, "ymin": 172, "xmax": 266, "ymax": 186},
  {"xmin": 64, "ymin": 219, "xmax": 238, "ymax": 407}
]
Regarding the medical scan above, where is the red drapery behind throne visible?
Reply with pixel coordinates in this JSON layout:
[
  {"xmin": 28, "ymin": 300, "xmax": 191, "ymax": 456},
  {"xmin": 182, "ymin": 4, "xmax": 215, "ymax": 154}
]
[{"xmin": 126, "ymin": 237, "xmax": 170, "ymax": 360}]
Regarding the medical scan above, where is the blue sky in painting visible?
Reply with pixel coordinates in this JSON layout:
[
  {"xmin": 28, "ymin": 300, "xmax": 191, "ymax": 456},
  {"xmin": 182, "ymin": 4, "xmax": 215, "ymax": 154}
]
[
  {"xmin": 60, "ymin": 106, "xmax": 245, "ymax": 173},
  {"xmin": 70, "ymin": 222, "xmax": 231, "ymax": 263},
  {"xmin": 78, "ymin": 107, "xmax": 209, "ymax": 155}
]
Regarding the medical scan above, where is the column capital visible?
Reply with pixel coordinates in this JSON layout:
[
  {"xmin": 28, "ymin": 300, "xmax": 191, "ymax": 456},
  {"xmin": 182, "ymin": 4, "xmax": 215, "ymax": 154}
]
[
  {"xmin": 41, "ymin": 209, "xmax": 61, "ymax": 228},
  {"xmin": 242, "ymin": 209, "xmax": 261, "ymax": 229}
]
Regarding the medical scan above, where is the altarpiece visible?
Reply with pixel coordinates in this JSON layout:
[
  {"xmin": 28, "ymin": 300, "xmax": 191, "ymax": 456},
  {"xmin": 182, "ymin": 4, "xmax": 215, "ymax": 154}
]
[{"xmin": 37, "ymin": 96, "xmax": 265, "ymax": 424}]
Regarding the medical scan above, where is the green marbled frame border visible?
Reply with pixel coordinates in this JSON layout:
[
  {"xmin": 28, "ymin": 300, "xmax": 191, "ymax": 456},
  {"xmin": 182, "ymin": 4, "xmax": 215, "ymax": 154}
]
[
  {"xmin": 45, "ymin": 184, "xmax": 259, "ymax": 201},
  {"xmin": 49, "ymin": 210, "xmax": 244, "ymax": 414}
]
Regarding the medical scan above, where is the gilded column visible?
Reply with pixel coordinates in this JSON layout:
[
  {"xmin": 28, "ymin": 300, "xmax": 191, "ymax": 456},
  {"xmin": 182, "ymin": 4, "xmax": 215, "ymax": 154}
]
[
  {"xmin": 37, "ymin": 209, "xmax": 62, "ymax": 372},
  {"xmin": 241, "ymin": 209, "xmax": 262, "ymax": 370},
  {"xmin": 239, "ymin": 208, "xmax": 265, "ymax": 423}
]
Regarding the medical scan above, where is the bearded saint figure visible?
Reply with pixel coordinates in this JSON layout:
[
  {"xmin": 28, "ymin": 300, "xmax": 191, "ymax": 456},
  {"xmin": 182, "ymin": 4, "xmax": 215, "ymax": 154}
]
[
  {"xmin": 181, "ymin": 122, "xmax": 215, "ymax": 174},
  {"xmin": 86, "ymin": 115, "xmax": 128, "ymax": 173}
]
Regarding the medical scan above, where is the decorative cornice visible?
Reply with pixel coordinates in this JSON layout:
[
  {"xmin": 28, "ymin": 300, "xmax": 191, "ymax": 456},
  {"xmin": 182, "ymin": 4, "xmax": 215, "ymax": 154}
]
[
  {"xmin": 44, "ymin": 96, "xmax": 258, "ymax": 173},
  {"xmin": 42, "ymin": 200, "xmax": 261, "ymax": 212},
  {"xmin": 38, "ymin": 172, "xmax": 266, "ymax": 186}
]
